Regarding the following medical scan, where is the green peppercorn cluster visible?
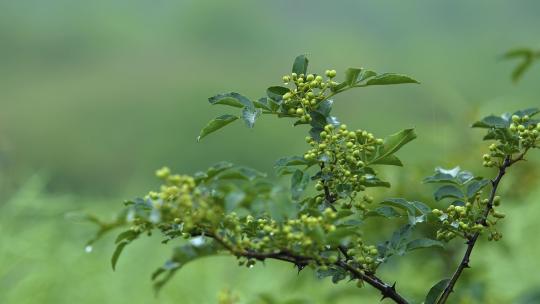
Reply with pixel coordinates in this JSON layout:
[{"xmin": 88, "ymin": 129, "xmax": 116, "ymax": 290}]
[
  {"xmin": 131, "ymin": 167, "xmax": 381, "ymax": 272},
  {"xmin": 281, "ymin": 69, "xmax": 338, "ymax": 123},
  {"xmin": 483, "ymin": 114, "xmax": 539, "ymax": 167},
  {"xmin": 509, "ymin": 114, "xmax": 539, "ymax": 148},
  {"xmin": 303, "ymin": 123, "xmax": 382, "ymax": 209},
  {"xmin": 432, "ymin": 194, "xmax": 505, "ymax": 242}
]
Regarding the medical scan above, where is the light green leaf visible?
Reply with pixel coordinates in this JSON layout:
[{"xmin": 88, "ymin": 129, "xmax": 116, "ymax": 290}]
[
  {"xmin": 406, "ymin": 238, "xmax": 443, "ymax": 252},
  {"xmin": 365, "ymin": 73, "xmax": 419, "ymax": 86},
  {"xmin": 197, "ymin": 114, "xmax": 238, "ymax": 142},
  {"xmin": 242, "ymin": 107, "xmax": 262, "ymax": 128},
  {"xmin": 291, "ymin": 169, "xmax": 310, "ymax": 200},
  {"xmin": 345, "ymin": 68, "xmax": 362, "ymax": 85},
  {"xmin": 370, "ymin": 154, "xmax": 403, "ymax": 166},
  {"xmin": 369, "ymin": 129, "xmax": 417, "ymax": 165}
]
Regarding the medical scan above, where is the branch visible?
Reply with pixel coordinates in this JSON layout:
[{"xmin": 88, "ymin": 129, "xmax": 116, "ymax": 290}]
[
  {"xmin": 436, "ymin": 153, "xmax": 523, "ymax": 304},
  {"xmin": 318, "ymin": 162, "xmax": 410, "ymax": 304}
]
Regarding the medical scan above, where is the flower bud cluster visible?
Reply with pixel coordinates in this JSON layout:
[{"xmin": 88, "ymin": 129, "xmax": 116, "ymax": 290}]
[
  {"xmin": 281, "ymin": 70, "xmax": 338, "ymax": 123},
  {"xmin": 133, "ymin": 168, "xmax": 380, "ymax": 272},
  {"xmin": 509, "ymin": 115, "xmax": 539, "ymax": 148},
  {"xmin": 483, "ymin": 115, "xmax": 539, "ymax": 167},
  {"xmin": 304, "ymin": 124, "xmax": 383, "ymax": 205},
  {"xmin": 432, "ymin": 194, "xmax": 505, "ymax": 242}
]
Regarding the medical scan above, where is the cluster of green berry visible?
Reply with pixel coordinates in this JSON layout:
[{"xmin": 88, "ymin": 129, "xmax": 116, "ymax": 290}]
[
  {"xmin": 134, "ymin": 167, "xmax": 380, "ymax": 273},
  {"xmin": 483, "ymin": 115, "xmax": 539, "ymax": 167},
  {"xmin": 304, "ymin": 124, "xmax": 383, "ymax": 205},
  {"xmin": 432, "ymin": 195, "xmax": 505, "ymax": 242},
  {"xmin": 281, "ymin": 70, "xmax": 337, "ymax": 122},
  {"xmin": 509, "ymin": 115, "xmax": 540, "ymax": 148}
]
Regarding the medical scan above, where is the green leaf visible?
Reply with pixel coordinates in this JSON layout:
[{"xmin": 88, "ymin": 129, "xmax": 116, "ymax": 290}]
[
  {"xmin": 406, "ymin": 238, "xmax": 443, "ymax": 252},
  {"xmin": 153, "ymin": 239, "xmax": 220, "ymax": 294},
  {"xmin": 471, "ymin": 115, "xmax": 510, "ymax": 128},
  {"xmin": 242, "ymin": 107, "xmax": 262, "ymax": 128},
  {"xmin": 111, "ymin": 241, "xmax": 129, "ymax": 271},
  {"xmin": 423, "ymin": 167, "xmax": 474, "ymax": 185},
  {"xmin": 513, "ymin": 108, "xmax": 540, "ymax": 118},
  {"xmin": 267, "ymin": 86, "xmax": 290, "ymax": 101},
  {"xmin": 115, "ymin": 230, "xmax": 139, "ymax": 244},
  {"xmin": 365, "ymin": 73, "xmax": 419, "ymax": 86},
  {"xmin": 362, "ymin": 175, "xmax": 391, "ymax": 188},
  {"xmin": 369, "ymin": 129, "xmax": 416, "ymax": 165},
  {"xmin": 425, "ymin": 279, "xmax": 450, "ymax": 304},
  {"xmin": 291, "ymin": 169, "xmax": 310, "ymax": 200},
  {"xmin": 326, "ymin": 227, "xmax": 360, "ymax": 246},
  {"xmin": 216, "ymin": 167, "xmax": 266, "ymax": 181},
  {"xmin": 466, "ymin": 179, "xmax": 490, "ymax": 198},
  {"xmin": 370, "ymin": 154, "xmax": 403, "ymax": 166},
  {"xmin": 345, "ymin": 68, "xmax": 362, "ymax": 85},
  {"xmin": 197, "ymin": 114, "xmax": 238, "ymax": 142},
  {"xmin": 225, "ymin": 190, "xmax": 246, "ymax": 212},
  {"xmin": 365, "ymin": 206, "xmax": 402, "ymax": 219},
  {"xmin": 208, "ymin": 92, "xmax": 254, "ymax": 109},
  {"xmin": 434, "ymin": 185, "xmax": 464, "ymax": 201},
  {"xmin": 292, "ymin": 55, "xmax": 309, "ymax": 75}
]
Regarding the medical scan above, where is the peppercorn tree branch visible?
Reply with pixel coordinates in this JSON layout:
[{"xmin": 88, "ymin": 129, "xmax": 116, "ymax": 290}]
[
  {"xmin": 318, "ymin": 162, "xmax": 410, "ymax": 304},
  {"xmin": 436, "ymin": 152, "xmax": 527, "ymax": 304}
]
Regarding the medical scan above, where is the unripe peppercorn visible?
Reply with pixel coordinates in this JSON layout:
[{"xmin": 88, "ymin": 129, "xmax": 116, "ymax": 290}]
[
  {"xmin": 306, "ymin": 74, "xmax": 314, "ymax": 81},
  {"xmin": 512, "ymin": 115, "xmax": 520, "ymax": 123},
  {"xmin": 282, "ymin": 75, "xmax": 291, "ymax": 83},
  {"xmin": 523, "ymin": 115, "xmax": 530, "ymax": 122},
  {"xmin": 296, "ymin": 108, "xmax": 304, "ymax": 115},
  {"xmin": 327, "ymin": 69, "xmax": 337, "ymax": 78}
]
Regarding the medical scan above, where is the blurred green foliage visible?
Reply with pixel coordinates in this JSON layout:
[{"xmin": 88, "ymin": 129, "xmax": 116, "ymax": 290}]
[{"xmin": 1, "ymin": 1, "xmax": 540, "ymax": 303}]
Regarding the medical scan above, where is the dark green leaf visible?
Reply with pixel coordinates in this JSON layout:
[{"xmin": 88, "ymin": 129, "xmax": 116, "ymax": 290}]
[
  {"xmin": 365, "ymin": 73, "xmax": 419, "ymax": 86},
  {"xmin": 267, "ymin": 86, "xmax": 290, "ymax": 101},
  {"xmin": 292, "ymin": 55, "xmax": 309, "ymax": 75},
  {"xmin": 434, "ymin": 185, "xmax": 464, "ymax": 201},
  {"xmin": 466, "ymin": 179, "xmax": 490, "ymax": 198},
  {"xmin": 111, "ymin": 241, "xmax": 129, "ymax": 271},
  {"xmin": 197, "ymin": 114, "xmax": 238, "ymax": 142},
  {"xmin": 115, "ymin": 230, "xmax": 139, "ymax": 244},
  {"xmin": 425, "ymin": 279, "xmax": 450, "ymax": 304},
  {"xmin": 208, "ymin": 92, "xmax": 254, "ymax": 109},
  {"xmin": 471, "ymin": 115, "xmax": 510, "ymax": 128},
  {"xmin": 153, "ymin": 239, "xmax": 220, "ymax": 293}
]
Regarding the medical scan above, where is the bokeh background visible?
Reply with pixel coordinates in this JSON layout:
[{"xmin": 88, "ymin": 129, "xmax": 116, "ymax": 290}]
[{"xmin": 1, "ymin": 1, "xmax": 540, "ymax": 303}]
